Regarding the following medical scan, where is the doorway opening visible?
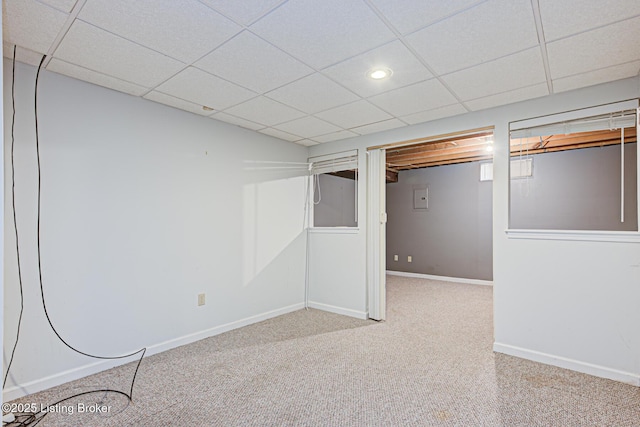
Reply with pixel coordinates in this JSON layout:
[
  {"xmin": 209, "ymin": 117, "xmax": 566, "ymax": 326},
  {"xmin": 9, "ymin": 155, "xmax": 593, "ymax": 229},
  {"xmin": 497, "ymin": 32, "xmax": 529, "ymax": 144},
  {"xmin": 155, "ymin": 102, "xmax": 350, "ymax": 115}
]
[{"xmin": 367, "ymin": 126, "xmax": 495, "ymax": 320}]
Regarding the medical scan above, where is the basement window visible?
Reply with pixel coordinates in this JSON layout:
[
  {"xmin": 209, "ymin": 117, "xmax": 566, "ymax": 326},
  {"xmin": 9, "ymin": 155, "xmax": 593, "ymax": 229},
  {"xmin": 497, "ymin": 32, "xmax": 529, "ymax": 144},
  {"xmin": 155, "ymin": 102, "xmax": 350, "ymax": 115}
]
[
  {"xmin": 308, "ymin": 150, "xmax": 358, "ymax": 228},
  {"xmin": 508, "ymin": 100, "xmax": 638, "ymax": 235}
]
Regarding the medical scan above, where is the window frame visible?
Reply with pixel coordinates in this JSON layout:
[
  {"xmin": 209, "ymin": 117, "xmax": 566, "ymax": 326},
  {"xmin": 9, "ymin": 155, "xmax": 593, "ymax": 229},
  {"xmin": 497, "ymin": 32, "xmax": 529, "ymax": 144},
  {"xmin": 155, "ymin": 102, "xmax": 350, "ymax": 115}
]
[
  {"xmin": 307, "ymin": 149, "xmax": 359, "ymax": 230},
  {"xmin": 506, "ymin": 99, "xmax": 640, "ymax": 242}
]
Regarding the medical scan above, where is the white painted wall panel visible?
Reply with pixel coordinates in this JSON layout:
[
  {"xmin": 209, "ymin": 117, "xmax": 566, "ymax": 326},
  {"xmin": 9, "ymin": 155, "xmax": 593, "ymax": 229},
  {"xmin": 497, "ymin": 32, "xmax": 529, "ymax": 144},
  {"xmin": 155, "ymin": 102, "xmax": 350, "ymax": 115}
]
[
  {"xmin": 3, "ymin": 60, "xmax": 308, "ymax": 398},
  {"xmin": 309, "ymin": 75, "xmax": 640, "ymax": 384}
]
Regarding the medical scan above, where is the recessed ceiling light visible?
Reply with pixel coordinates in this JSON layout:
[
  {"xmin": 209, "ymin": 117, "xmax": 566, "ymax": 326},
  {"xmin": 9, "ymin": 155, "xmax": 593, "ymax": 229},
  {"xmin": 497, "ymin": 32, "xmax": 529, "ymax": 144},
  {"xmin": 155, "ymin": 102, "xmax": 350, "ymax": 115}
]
[
  {"xmin": 485, "ymin": 145, "xmax": 494, "ymax": 152},
  {"xmin": 368, "ymin": 67, "xmax": 392, "ymax": 80}
]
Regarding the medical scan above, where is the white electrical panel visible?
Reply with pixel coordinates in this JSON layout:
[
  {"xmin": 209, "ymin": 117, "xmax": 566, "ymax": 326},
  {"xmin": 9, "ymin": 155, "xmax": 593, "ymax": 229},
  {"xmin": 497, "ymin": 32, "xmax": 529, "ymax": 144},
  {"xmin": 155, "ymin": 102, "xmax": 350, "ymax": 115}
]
[{"xmin": 413, "ymin": 188, "xmax": 428, "ymax": 210}]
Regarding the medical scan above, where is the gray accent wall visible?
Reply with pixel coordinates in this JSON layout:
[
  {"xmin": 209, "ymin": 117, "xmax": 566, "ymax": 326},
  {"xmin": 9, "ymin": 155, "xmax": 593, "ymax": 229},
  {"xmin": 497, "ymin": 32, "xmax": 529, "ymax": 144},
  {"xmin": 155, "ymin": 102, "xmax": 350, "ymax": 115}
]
[
  {"xmin": 510, "ymin": 143, "xmax": 637, "ymax": 231},
  {"xmin": 386, "ymin": 161, "xmax": 493, "ymax": 281},
  {"xmin": 386, "ymin": 143, "xmax": 638, "ymax": 282},
  {"xmin": 314, "ymin": 173, "xmax": 357, "ymax": 227}
]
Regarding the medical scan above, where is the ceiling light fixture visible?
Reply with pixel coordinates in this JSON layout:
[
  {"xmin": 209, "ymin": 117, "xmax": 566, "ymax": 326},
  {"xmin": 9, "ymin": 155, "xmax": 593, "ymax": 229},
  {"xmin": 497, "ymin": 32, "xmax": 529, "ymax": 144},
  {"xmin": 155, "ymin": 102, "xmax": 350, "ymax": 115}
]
[{"xmin": 368, "ymin": 67, "xmax": 392, "ymax": 80}]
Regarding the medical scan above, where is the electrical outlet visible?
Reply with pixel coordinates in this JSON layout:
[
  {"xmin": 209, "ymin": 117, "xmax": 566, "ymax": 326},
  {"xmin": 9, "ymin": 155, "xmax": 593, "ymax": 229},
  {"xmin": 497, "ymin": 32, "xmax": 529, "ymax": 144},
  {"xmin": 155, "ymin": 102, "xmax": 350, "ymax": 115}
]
[
  {"xmin": 407, "ymin": 256, "xmax": 412, "ymax": 263},
  {"xmin": 394, "ymin": 254, "xmax": 398, "ymax": 261},
  {"xmin": 198, "ymin": 293, "xmax": 205, "ymax": 306}
]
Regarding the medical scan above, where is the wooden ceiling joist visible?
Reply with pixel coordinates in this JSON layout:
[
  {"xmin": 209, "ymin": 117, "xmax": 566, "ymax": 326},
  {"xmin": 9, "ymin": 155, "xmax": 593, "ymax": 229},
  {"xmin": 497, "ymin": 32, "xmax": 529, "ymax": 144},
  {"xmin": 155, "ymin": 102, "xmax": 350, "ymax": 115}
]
[{"xmin": 386, "ymin": 126, "xmax": 637, "ymax": 172}]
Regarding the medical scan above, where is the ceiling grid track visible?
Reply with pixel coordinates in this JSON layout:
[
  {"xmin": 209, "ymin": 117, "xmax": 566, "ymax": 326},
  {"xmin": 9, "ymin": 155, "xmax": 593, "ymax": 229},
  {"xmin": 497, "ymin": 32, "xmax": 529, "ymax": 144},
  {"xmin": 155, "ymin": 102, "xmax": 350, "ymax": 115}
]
[
  {"xmin": 363, "ymin": 0, "xmax": 472, "ymax": 113},
  {"xmin": 42, "ymin": 0, "xmax": 88, "ymax": 68},
  {"xmin": 530, "ymin": 0, "xmax": 554, "ymax": 95}
]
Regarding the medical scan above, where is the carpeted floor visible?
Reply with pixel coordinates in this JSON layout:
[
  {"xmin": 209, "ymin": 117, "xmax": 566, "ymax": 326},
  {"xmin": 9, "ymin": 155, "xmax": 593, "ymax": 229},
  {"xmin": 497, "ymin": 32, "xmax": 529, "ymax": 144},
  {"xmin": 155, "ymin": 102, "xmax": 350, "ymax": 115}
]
[{"xmin": 6, "ymin": 275, "xmax": 640, "ymax": 426}]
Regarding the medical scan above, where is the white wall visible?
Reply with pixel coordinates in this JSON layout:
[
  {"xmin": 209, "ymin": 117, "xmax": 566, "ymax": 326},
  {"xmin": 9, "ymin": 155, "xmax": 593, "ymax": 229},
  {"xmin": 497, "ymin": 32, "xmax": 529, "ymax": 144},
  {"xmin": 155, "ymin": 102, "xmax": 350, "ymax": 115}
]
[
  {"xmin": 308, "ymin": 76, "xmax": 640, "ymax": 385},
  {"xmin": 306, "ymin": 149, "xmax": 368, "ymax": 319},
  {"xmin": 0, "ymin": 17, "xmax": 4, "ymax": 408},
  {"xmin": 3, "ymin": 60, "xmax": 309, "ymax": 400}
]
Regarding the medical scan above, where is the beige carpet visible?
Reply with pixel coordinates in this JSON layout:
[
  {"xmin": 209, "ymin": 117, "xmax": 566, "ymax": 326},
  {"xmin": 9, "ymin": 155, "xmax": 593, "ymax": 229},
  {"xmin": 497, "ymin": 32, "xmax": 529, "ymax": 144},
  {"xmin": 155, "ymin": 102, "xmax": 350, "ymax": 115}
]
[{"xmin": 6, "ymin": 275, "xmax": 640, "ymax": 426}]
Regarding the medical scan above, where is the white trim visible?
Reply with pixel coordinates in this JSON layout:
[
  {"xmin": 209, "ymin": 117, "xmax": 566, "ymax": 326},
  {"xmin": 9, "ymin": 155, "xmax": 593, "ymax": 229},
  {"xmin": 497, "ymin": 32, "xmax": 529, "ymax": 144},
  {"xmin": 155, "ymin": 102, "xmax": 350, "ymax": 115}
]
[
  {"xmin": 308, "ymin": 149, "xmax": 358, "ymax": 165},
  {"xmin": 493, "ymin": 342, "xmax": 640, "ymax": 387},
  {"xmin": 510, "ymin": 99, "xmax": 638, "ymax": 131},
  {"xmin": 386, "ymin": 270, "xmax": 493, "ymax": 286},
  {"xmin": 307, "ymin": 301, "xmax": 368, "ymax": 320},
  {"xmin": 2, "ymin": 302, "xmax": 305, "ymax": 401},
  {"xmin": 309, "ymin": 227, "xmax": 360, "ymax": 234},
  {"xmin": 506, "ymin": 229, "xmax": 640, "ymax": 243}
]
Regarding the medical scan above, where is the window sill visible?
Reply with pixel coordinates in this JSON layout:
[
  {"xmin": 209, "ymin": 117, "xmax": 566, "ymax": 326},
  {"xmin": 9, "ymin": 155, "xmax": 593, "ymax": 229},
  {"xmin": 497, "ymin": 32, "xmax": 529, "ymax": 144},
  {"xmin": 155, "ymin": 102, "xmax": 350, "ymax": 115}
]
[
  {"xmin": 506, "ymin": 229, "xmax": 640, "ymax": 243},
  {"xmin": 309, "ymin": 227, "xmax": 360, "ymax": 234}
]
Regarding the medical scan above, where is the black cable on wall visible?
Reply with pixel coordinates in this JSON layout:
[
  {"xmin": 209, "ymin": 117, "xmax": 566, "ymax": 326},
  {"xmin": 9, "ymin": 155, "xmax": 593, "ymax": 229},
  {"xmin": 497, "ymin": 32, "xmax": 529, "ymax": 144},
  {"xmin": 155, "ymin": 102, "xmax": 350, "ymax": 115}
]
[{"xmin": 4, "ymin": 53, "xmax": 147, "ymax": 427}]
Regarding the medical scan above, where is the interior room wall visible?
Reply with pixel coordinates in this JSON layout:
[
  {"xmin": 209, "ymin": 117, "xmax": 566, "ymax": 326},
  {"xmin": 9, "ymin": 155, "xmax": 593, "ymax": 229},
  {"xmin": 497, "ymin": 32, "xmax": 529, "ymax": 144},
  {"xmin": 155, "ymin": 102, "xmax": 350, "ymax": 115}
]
[
  {"xmin": 308, "ymin": 76, "xmax": 640, "ymax": 386},
  {"xmin": 306, "ymin": 150, "xmax": 367, "ymax": 319},
  {"xmin": 510, "ymin": 144, "xmax": 638, "ymax": 231},
  {"xmin": 2, "ymin": 60, "xmax": 308, "ymax": 400},
  {"xmin": 386, "ymin": 161, "xmax": 492, "ymax": 281}
]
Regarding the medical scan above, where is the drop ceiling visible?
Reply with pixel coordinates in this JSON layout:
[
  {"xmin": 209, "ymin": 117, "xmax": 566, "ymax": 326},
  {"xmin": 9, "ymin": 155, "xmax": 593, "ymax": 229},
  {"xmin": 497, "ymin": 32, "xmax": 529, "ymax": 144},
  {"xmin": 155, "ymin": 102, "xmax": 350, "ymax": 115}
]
[{"xmin": 4, "ymin": 0, "xmax": 640, "ymax": 147}]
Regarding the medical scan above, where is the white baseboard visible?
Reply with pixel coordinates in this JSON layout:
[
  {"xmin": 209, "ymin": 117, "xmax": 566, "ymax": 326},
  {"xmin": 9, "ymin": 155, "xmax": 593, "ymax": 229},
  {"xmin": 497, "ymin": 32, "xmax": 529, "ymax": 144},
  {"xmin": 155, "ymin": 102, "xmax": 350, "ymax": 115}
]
[
  {"xmin": 307, "ymin": 301, "xmax": 368, "ymax": 320},
  {"xmin": 3, "ymin": 302, "xmax": 305, "ymax": 402},
  {"xmin": 493, "ymin": 342, "xmax": 640, "ymax": 387},
  {"xmin": 386, "ymin": 270, "xmax": 493, "ymax": 286}
]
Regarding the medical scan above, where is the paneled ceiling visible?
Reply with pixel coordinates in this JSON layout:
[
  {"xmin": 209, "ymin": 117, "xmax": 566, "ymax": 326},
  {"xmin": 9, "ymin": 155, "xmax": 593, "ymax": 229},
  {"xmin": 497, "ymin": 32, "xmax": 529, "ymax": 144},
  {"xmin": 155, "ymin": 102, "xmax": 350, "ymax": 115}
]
[{"xmin": 4, "ymin": 0, "xmax": 640, "ymax": 147}]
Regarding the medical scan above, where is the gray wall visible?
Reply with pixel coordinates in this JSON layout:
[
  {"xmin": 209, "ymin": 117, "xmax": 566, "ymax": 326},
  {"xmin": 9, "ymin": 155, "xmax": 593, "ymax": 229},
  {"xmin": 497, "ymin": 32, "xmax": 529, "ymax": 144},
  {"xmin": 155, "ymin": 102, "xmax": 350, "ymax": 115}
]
[
  {"xmin": 314, "ymin": 173, "xmax": 357, "ymax": 227},
  {"xmin": 387, "ymin": 143, "xmax": 638, "ymax": 282},
  {"xmin": 386, "ymin": 161, "xmax": 493, "ymax": 281},
  {"xmin": 510, "ymin": 143, "xmax": 637, "ymax": 230}
]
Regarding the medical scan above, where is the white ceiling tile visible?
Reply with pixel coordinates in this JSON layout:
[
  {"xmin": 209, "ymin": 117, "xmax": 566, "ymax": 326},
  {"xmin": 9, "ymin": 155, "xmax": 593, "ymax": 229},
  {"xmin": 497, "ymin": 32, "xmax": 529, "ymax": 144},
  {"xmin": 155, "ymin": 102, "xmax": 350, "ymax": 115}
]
[
  {"xmin": 211, "ymin": 112, "xmax": 266, "ymax": 131},
  {"xmin": 199, "ymin": 0, "xmax": 285, "ymax": 25},
  {"xmin": 266, "ymin": 73, "xmax": 360, "ymax": 114},
  {"xmin": 143, "ymin": 90, "xmax": 212, "ymax": 116},
  {"xmin": 315, "ymin": 100, "xmax": 392, "ymax": 129},
  {"xmin": 547, "ymin": 16, "xmax": 640, "ymax": 80},
  {"xmin": 553, "ymin": 61, "xmax": 640, "ymax": 93},
  {"xmin": 38, "ymin": 0, "xmax": 78, "ymax": 13},
  {"xmin": 48, "ymin": 58, "xmax": 149, "ymax": 96},
  {"xmin": 223, "ymin": 96, "xmax": 306, "ymax": 126},
  {"xmin": 322, "ymin": 40, "xmax": 433, "ymax": 98},
  {"xmin": 3, "ymin": 0, "xmax": 69, "ymax": 54},
  {"xmin": 368, "ymin": 79, "xmax": 458, "ymax": 117},
  {"xmin": 78, "ymin": 0, "xmax": 240, "ymax": 64},
  {"xmin": 369, "ymin": 0, "xmax": 486, "ymax": 35},
  {"xmin": 465, "ymin": 83, "xmax": 548, "ymax": 111},
  {"xmin": 195, "ymin": 31, "xmax": 313, "ymax": 94},
  {"xmin": 312, "ymin": 130, "xmax": 358, "ymax": 143},
  {"xmin": 250, "ymin": 0, "xmax": 396, "ymax": 69},
  {"xmin": 401, "ymin": 104, "xmax": 468, "ymax": 125},
  {"xmin": 155, "ymin": 67, "xmax": 256, "ymax": 111},
  {"xmin": 442, "ymin": 48, "xmax": 546, "ymax": 101},
  {"xmin": 351, "ymin": 118, "xmax": 406, "ymax": 135},
  {"xmin": 3, "ymin": 44, "xmax": 45, "ymax": 67},
  {"xmin": 539, "ymin": 0, "xmax": 640, "ymax": 42},
  {"xmin": 295, "ymin": 139, "xmax": 319, "ymax": 147},
  {"xmin": 53, "ymin": 20, "xmax": 185, "ymax": 87},
  {"xmin": 275, "ymin": 116, "xmax": 342, "ymax": 139},
  {"xmin": 259, "ymin": 128, "xmax": 303, "ymax": 142},
  {"xmin": 406, "ymin": 0, "xmax": 538, "ymax": 74}
]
